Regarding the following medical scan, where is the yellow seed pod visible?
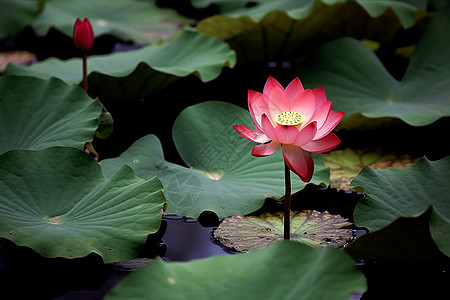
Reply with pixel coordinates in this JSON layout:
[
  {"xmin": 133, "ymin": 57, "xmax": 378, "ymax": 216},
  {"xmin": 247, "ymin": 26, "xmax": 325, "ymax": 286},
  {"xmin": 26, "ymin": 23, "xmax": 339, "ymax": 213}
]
[{"xmin": 274, "ymin": 111, "xmax": 304, "ymax": 126}]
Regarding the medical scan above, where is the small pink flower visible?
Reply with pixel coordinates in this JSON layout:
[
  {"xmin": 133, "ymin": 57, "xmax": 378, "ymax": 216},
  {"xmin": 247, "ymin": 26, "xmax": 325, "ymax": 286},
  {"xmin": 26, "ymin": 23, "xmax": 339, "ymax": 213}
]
[
  {"xmin": 233, "ymin": 77, "xmax": 344, "ymax": 182},
  {"xmin": 73, "ymin": 17, "xmax": 94, "ymax": 52}
]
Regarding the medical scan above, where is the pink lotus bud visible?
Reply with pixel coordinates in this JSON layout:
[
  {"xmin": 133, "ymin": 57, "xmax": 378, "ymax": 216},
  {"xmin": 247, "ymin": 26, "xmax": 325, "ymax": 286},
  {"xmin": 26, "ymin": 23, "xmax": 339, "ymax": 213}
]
[{"xmin": 73, "ymin": 17, "xmax": 94, "ymax": 52}]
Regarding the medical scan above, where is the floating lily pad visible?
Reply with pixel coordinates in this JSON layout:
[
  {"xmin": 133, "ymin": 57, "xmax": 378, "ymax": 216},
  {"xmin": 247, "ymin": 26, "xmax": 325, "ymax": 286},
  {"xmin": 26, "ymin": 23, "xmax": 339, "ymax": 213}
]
[
  {"xmin": 0, "ymin": 147, "xmax": 166, "ymax": 262},
  {"xmin": 31, "ymin": 0, "xmax": 191, "ymax": 43},
  {"xmin": 324, "ymin": 148, "xmax": 419, "ymax": 190},
  {"xmin": 0, "ymin": 75, "xmax": 102, "ymax": 156},
  {"xmin": 197, "ymin": 0, "xmax": 423, "ymax": 63},
  {"xmin": 100, "ymin": 101, "xmax": 329, "ymax": 219},
  {"xmin": 5, "ymin": 29, "xmax": 236, "ymax": 102},
  {"xmin": 105, "ymin": 241, "xmax": 367, "ymax": 300},
  {"xmin": 301, "ymin": 5, "xmax": 450, "ymax": 126},
  {"xmin": 351, "ymin": 156, "xmax": 450, "ymax": 257},
  {"xmin": 214, "ymin": 210, "xmax": 352, "ymax": 252}
]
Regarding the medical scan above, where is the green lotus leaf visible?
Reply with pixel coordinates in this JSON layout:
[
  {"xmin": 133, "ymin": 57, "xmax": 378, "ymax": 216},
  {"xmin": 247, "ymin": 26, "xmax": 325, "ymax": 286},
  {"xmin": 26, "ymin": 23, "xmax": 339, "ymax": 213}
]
[
  {"xmin": 105, "ymin": 241, "xmax": 366, "ymax": 300},
  {"xmin": 345, "ymin": 207, "xmax": 450, "ymax": 264},
  {"xmin": 0, "ymin": 147, "xmax": 166, "ymax": 262},
  {"xmin": 301, "ymin": 5, "xmax": 450, "ymax": 126},
  {"xmin": 196, "ymin": 0, "xmax": 423, "ymax": 63},
  {"xmin": 193, "ymin": 0, "xmax": 422, "ymax": 26},
  {"xmin": 100, "ymin": 101, "xmax": 329, "ymax": 219},
  {"xmin": 214, "ymin": 210, "xmax": 353, "ymax": 252},
  {"xmin": 31, "ymin": 0, "xmax": 191, "ymax": 43},
  {"xmin": 0, "ymin": 0, "xmax": 40, "ymax": 39},
  {"xmin": 355, "ymin": 0, "xmax": 424, "ymax": 26},
  {"xmin": 4, "ymin": 29, "xmax": 236, "ymax": 102},
  {"xmin": 351, "ymin": 156, "xmax": 450, "ymax": 257},
  {"xmin": 193, "ymin": 0, "xmax": 330, "ymax": 18},
  {"xmin": 0, "ymin": 75, "xmax": 102, "ymax": 155}
]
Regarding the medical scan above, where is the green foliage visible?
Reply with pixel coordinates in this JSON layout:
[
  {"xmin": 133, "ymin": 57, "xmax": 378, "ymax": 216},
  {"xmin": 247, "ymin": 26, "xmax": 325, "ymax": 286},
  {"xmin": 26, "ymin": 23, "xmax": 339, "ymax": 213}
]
[
  {"xmin": 0, "ymin": 0, "xmax": 40, "ymax": 38},
  {"xmin": 32, "ymin": 0, "xmax": 191, "ymax": 43},
  {"xmin": 0, "ymin": 147, "xmax": 166, "ymax": 263},
  {"xmin": 196, "ymin": 0, "xmax": 426, "ymax": 63},
  {"xmin": 100, "ymin": 102, "xmax": 329, "ymax": 219},
  {"xmin": 345, "ymin": 208, "xmax": 450, "ymax": 264},
  {"xmin": 1, "ymin": 0, "xmax": 450, "ymax": 296},
  {"xmin": 351, "ymin": 156, "xmax": 450, "ymax": 257},
  {"xmin": 0, "ymin": 75, "xmax": 102, "ymax": 155},
  {"xmin": 4, "ymin": 29, "xmax": 237, "ymax": 102},
  {"xmin": 301, "ymin": 4, "xmax": 450, "ymax": 126},
  {"xmin": 105, "ymin": 241, "xmax": 367, "ymax": 300},
  {"xmin": 193, "ymin": 0, "xmax": 422, "ymax": 26}
]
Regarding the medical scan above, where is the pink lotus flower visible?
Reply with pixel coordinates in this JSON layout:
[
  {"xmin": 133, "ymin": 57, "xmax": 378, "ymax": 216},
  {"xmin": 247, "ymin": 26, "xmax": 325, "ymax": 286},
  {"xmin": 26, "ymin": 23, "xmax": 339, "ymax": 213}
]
[
  {"xmin": 73, "ymin": 17, "xmax": 94, "ymax": 52},
  {"xmin": 233, "ymin": 77, "xmax": 344, "ymax": 182}
]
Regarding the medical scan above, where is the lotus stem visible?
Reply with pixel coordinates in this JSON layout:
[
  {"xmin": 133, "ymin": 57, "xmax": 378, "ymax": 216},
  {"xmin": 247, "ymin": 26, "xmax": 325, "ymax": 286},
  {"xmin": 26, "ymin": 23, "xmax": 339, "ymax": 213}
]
[
  {"xmin": 284, "ymin": 161, "xmax": 291, "ymax": 240},
  {"xmin": 82, "ymin": 53, "xmax": 88, "ymax": 93}
]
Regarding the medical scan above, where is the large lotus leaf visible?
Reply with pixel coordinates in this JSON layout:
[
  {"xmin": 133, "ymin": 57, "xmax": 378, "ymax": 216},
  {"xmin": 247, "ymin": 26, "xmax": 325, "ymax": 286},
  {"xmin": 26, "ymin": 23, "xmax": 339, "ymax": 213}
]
[
  {"xmin": 0, "ymin": 0, "xmax": 40, "ymax": 39},
  {"xmin": 0, "ymin": 147, "xmax": 166, "ymax": 263},
  {"xmin": 192, "ymin": 0, "xmax": 335, "ymax": 18},
  {"xmin": 4, "ymin": 29, "xmax": 236, "ymax": 102},
  {"xmin": 214, "ymin": 210, "xmax": 353, "ymax": 252},
  {"xmin": 105, "ymin": 241, "xmax": 366, "ymax": 300},
  {"xmin": 100, "ymin": 102, "xmax": 329, "ymax": 219},
  {"xmin": 0, "ymin": 75, "xmax": 102, "ymax": 155},
  {"xmin": 345, "ymin": 208, "xmax": 450, "ymax": 264},
  {"xmin": 31, "ymin": 0, "xmax": 191, "ymax": 43},
  {"xmin": 196, "ymin": 0, "xmax": 423, "ymax": 63},
  {"xmin": 192, "ymin": 0, "xmax": 422, "ymax": 24},
  {"xmin": 301, "ymin": 5, "xmax": 450, "ymax": 126},
  {"xmin": 351, "ymin": 156, "xmax": 450, "ymax": 257}
]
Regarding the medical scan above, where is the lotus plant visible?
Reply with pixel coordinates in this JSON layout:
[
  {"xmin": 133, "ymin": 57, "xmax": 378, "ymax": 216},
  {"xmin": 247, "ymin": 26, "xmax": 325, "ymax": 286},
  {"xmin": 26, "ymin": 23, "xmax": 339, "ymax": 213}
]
[
  {"xmin": 233, "ymin": 77, "xmax": 344, "ymax": 239},
  {"xmin": 73, "ymin": 17, "xmax": 94, "ymax": 92},
  {"xmin": 73, "ymin": 17, "xmax": 112, "ymax": 160}
]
